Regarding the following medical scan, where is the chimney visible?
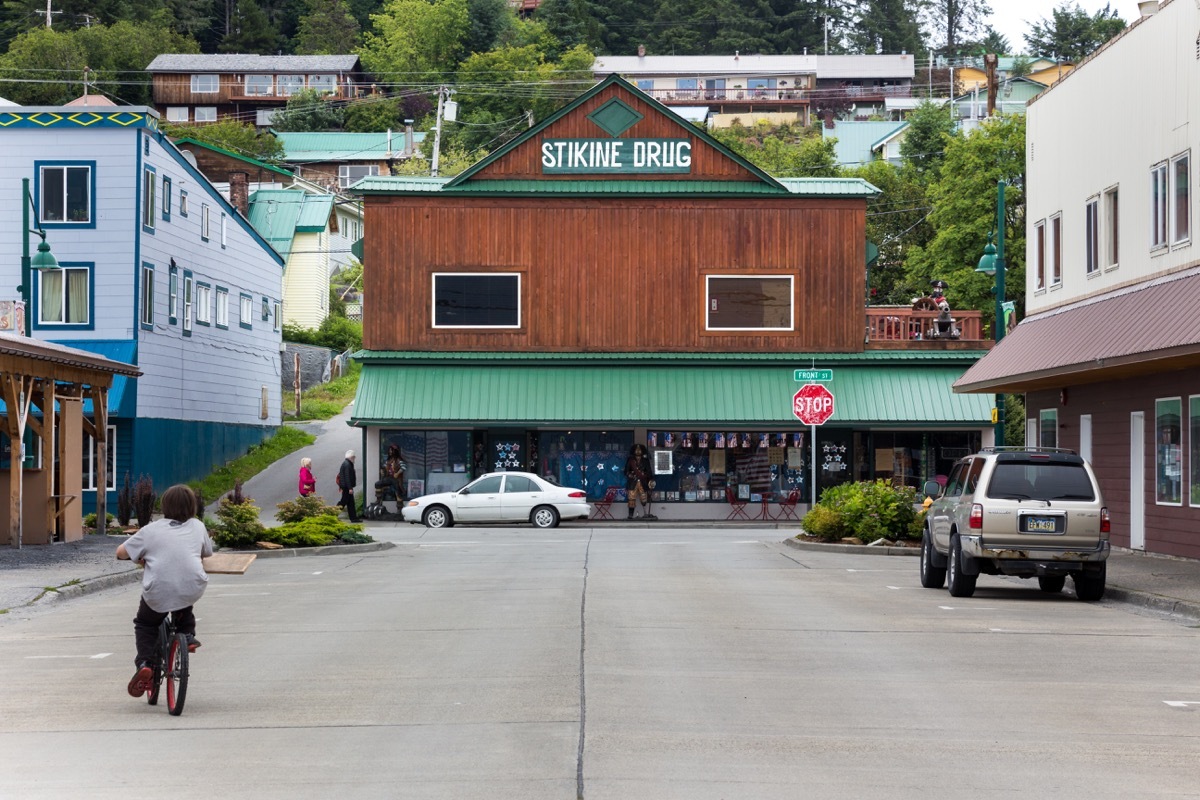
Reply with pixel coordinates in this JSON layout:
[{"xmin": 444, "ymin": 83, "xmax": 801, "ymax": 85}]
[
  {"xmin": 228, "ymin": 171, "xmax": 249, "ymax": 218},
  {"xmin": 404, "ymin": 119, "xmax": 414, "ymax": 157},
  {"xmin": 1138, "ymin": 0, "xmax": 1159, "ymax": 17},
  {"xmin": 386, "ymin": 128, "xmax": 393, "ymax": 158},
  {"xmin": 637, "ymin": 44, "xmax": 645, "ymax": 57}
]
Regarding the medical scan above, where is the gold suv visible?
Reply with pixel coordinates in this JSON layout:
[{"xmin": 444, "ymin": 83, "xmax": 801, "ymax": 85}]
[{"xmin": 919, "ymin": 447, "xmax": 1110, "ymax": 600}]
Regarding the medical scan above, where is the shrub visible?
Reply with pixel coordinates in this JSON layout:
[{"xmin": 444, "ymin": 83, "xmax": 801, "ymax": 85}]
[
  {"xmin": 275, "ymin": 494, "xmax": 340, "ymax": 524},
  {"xmin": 117, "ymin": 472, "xmax": 134, "ymax": 527},
  {"xmin": 336, "ymin": 530, "xmax": 374, "ymax": 545},
  {"xmin": 270, "ymin": 514, "xmax": 360, "ymax": 547},
  {"xmin": 800, "ymin": 504, "xmax": 846, "ymax": 541},
  {"xmin": 134, "ymin": 475, "xmax": 156, "ymax": 528},
  {"xmin": 814, "ymin": 480, "xmax": 919, "ymax": 543},
  {"xmin": 212, "ymin": 489, "xmax": 267, "ymax": 549},
  {"xmin": 84, "ymin": 512, "xmax": 116, "ymax": 532}
]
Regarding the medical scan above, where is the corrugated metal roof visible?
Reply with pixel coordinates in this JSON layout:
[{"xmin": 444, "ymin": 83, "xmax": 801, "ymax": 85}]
[
  {"xmin": 351, "ymin": 362, "xmax": 990, "ymax": 427},
  {"xmin": 248, "ymin": 190, "xmax": 331, "ymax": 256},
  {"xmin": 349, "ymin": 176, "xmax": 878, "ymax": 197},
  {"xmin": 275, "ymin": 131, "xmax": 426, "ymax": 163},
  {"xmin": 822, "ymin": 121, "xmax": 908, "ymax": 166},
  {"xmin": 955, "ymin": 266, "xmax": 1200, "ymax": 393},
  {"xmin": 146, "ymin": 54, "xmax": 360, "ymax": 73}
]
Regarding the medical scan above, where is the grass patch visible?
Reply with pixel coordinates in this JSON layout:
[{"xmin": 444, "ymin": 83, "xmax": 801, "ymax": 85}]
[
  {"xmin": 190, "ymin": 426, "xmax": 315, "ymax": 503},
  {"xmin": 283, "ymin": 361, "xmax": 360, "ymax": 421}
]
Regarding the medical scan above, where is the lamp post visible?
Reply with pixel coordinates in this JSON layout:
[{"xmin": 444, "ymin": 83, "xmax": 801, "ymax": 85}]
[
  {"xmin": 20, "ymin": 177, "xmax": 58, "ymax": 336},
  {"xmin": 975, "ymin": 180, "xmax": 1006, "ymax": 446}
]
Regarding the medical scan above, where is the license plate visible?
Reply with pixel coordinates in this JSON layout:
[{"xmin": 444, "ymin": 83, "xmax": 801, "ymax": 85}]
[{"xmin": 1025, "ymin": 517, "xmax": 1057, "ymax": 532}]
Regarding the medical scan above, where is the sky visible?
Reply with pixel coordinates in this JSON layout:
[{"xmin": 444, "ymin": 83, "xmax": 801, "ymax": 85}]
[{"xmin": 987, "ymin": 0, "xmax": 1132, "ymax": 54}]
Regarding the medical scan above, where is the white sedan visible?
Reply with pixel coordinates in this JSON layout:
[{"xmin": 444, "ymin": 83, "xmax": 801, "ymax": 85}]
[{"xmin": 401, "ymin": 471, "xmax": 591, "ymax": 529}]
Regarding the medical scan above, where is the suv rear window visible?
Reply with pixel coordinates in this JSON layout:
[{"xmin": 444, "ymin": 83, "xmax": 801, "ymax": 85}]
[{"xmin": 987, "ymin": 462, "xmax": 1096, "ymax": 501}]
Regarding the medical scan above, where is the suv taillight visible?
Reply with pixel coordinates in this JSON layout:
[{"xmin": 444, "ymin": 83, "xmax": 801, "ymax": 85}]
[
  {"xmin": 1100, "ymin": 507, "xmax": 1110, "ymax": 533},
  {"xmin": 969, "ymin": 503, "xmax": 983, "ymax": 529}
]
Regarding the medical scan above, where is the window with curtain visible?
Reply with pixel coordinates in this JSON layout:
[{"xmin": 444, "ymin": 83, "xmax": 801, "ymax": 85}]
[
  {"xmin": 216, "ymin": 287, "xmax": 228, "ymax": 327},
  {"xmin": 38, "ymin": 266, "xmax": 89, "ymax": 325}
]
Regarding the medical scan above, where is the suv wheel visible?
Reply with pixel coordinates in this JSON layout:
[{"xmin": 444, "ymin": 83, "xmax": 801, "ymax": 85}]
[
  {"xmin": 1073, "ymin": 562, "xmax": 1106, "ymax": 602},
  {"xmin": 919, "ymin": 531, "xmax": 946, "ymax": 589},
  {"xmin": 1038, "ymin": 575, "xmax": 1067, "ymax": 594},
  {"xmin": 946, "ymin": 535, "xmax": 977, "ymax": 598}
]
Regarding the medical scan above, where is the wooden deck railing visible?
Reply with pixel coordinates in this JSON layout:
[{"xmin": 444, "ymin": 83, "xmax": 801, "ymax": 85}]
[
  {"xmin": 639, "ymin": 85, "xmax": 913, "ymax": 104},
  {"xmin": 866, "ymin": 307, "xmax": 985, "ymax": 342}
]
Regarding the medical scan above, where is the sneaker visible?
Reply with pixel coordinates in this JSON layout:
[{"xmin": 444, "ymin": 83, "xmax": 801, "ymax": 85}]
[
  {"xmin": 186, "ymin": 635, "xmax": 201, "ymax": 653},
  {"xmin": 127, "ymin": 665, "xmax": 153, "ymax": 698}
]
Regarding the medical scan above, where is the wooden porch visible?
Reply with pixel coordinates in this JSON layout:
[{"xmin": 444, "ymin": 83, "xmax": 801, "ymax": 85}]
[{"xmin": 865, "ymin": 306, "xmax": 989, "ymax": 348}]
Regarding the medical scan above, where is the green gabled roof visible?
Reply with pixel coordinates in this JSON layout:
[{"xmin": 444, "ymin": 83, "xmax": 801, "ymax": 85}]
[
  {"xmin": 444, "ymin": 73, "xmax": 788, "ymax": 192},
  {"xmin": 172, "ymin": 138, "xmax": 293, "ymax": 177},
  {"xmin": 353, "ymin": 350, "xmax": 986, "ymax": 365},
  {"xmin": 247, "ymin": 189, "xmax": 333, "ymax": 257},
  {"xmin": 350, "ymin": 359, "xmax": 991, "ymax": 427}
]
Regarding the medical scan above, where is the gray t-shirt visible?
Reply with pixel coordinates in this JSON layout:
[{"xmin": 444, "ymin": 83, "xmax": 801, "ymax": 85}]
[{"xmin": 122, "ymin": 518, "xmax": 214, "ymax": 613}]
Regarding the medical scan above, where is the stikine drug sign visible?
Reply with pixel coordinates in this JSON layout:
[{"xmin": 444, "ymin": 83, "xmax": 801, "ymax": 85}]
[{"xmin": 540, "ymin": 138, "xmax": 692, "ymax": 174}]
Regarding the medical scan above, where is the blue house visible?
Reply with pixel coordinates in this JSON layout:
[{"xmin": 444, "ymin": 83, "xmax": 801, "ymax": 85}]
[{"xmin": 0, "ymin": 105, "xmax": 285, "ymax": 512}]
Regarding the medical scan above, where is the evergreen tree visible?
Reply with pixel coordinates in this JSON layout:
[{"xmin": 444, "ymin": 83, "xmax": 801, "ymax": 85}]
[
  {"xmin": 464, "ymin": 0, "xmax": 512, "ymax": 55},
  {"xmin": 271, "ymin": 86, "xmax": 345, "ymax": 130},
  {"xmin": 534, "ymin": 0, "xmax": 603, "ymax": 58},
  {"xmin": 924, "ymin": 0, "xmax": 992, "ymax": 55},
  {"xmin": 219, "ymin": 0, "xmax": 282, "ymax": 53},
  {"xmin": 851, "ymin": 0, "xmax": 925, "ymax": 55},
  {"xmin": 1024, "ymin": 2, "xmax": 1125, "ymax": 62},
  {"xmin": 293, "ymin": 0, "xmax": 361, "ymax": 54}
]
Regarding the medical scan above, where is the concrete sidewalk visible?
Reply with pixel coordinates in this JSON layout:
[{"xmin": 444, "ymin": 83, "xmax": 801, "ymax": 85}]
[{"xmin": 2, "ymin": 529, "xmax": 1200, "ymax": 624}]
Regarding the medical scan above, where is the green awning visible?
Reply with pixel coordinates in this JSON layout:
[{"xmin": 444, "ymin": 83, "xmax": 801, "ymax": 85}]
[{"xmin": 351, "ymin": 363, "xmax": 991, "ymax": 428}]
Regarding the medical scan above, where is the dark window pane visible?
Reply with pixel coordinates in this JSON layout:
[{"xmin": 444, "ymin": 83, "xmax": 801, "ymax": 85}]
[
  {"xmin": 470, "ymin": 475, "xmax": 503, "ymax": 493},
  {"xmin": 707, "ymin": 277, "xmax": 791, "ymax": 329},
  {"xmin": 504, "ymin": 475, "xmax": 534, "ymax": 493},
  {"xmin": 435, "ymin": 275, "xmax": 519, "ymax": 327},
  {"xmin": 42, "ymin": 167, "xmax": 65, "ymax": 221},
  {"xmin": 66, "ymin": 167, "xmax": 89, "ymax": 222}
]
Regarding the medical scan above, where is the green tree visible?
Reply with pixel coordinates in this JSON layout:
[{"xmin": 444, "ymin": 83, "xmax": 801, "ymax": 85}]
[
  {"xmin": 899, "ymin": 100, "xmax": 957, "ymax": 179},
  {"xmin": 975, "ymin": 26, "xmax": 1010, "ymax": 56},
  {"xmin": 360, "ymin": 0, "xmax": 470, "ymax": 83},
  {"xmin": 271, "ymin": 87, "xmax": 345, "ymax": 131},
  {"xmin": 534, "ymin": 0, "xmax": 603, "ymax": 57},
  {"xmin": 464, "ymin": 0, "xmax": 512, "ymax": 55},
  {"xmin": 848, "ymin": 160, "xmax": 933, "ymax": 305},
  {"xmin": 163, "ymin": 119, "xmax": 286, "ymax": 161},
  {"xmin": 392, "ymin": 143, "xmax": 476, "ymax": 176},
  {"xmin": 293, "ymin": 0, "xmax": 361, "ymax": 53},
  {"xmin": 76, "ymin": 20, "xmax": 199, "ymax": 105},
  {"xmin": 344, "ymin": 92, "xmax": 433, "ymax": 132},
  {"xmin": 709, "ymin": 121, "xmax": 839, "ymax": 177},
  {"xmin": 902, "ymin": 113, "xmax": 1025, "ymax": 328},
  {"xmin": 851, "ymin": 0, "xmax": 925, "ymax": 56},
  {"xmin": 924, "ymin": 0, "xmax": 992, "ymax": 54},
  {"xmin": 1024, "ymin": 2, "xmax": 1125, "ymax": 62},
  {"xmin": 219, "ymin": 0, "xmax": 281, "ymax": 53},
  {"xmin": 0, "ymin": 28, "xmax": 87, "ymax": 106}
]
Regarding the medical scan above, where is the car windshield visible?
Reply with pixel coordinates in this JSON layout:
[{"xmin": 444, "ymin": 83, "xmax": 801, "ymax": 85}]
[{"xmin": 987, "ymin": 462, "xmax": 1095, "ymax": 501}]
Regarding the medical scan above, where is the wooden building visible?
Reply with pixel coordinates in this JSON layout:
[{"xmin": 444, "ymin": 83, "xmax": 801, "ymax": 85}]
[{"xmin": 349, "ymin": 75, "xmax": 990, "ymax": 520}]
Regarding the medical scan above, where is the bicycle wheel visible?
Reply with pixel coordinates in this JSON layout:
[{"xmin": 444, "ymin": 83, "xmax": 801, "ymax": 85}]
[
  {"xmin": 166, "ymin": 632, "xmax": 189, "ymax": 716},
  {"xmin": 147, "ymin": 623, "xmax": 167, "ymax": 706}
]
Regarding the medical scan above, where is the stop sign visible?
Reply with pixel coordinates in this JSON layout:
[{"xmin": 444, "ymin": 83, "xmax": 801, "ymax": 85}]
[{"xmin": 793, "ymin": 383, "xmax": 835, "ymax": 425}]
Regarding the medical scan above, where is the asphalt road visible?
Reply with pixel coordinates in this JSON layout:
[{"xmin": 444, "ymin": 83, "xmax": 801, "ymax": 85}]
[{"xmin": 1, "ymin": 525, "xmax": 1199, "ymax": 799}]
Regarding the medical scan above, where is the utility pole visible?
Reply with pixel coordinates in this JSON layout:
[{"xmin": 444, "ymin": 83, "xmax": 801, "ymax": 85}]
[
  {"xmin": 34, "ymin": 0, "xmax": 62, "ymax": 27},
  {"xmin": 431, "ymin": 86, "xmax": 446, "ymax": 178},
  {"xmin": 984, "ymin": 53, "xmax": 998, "ymax": 117}
]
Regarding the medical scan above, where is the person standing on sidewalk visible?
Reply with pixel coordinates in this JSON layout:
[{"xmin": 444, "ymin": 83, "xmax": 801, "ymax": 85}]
[
  {"xmin": 116, "ymin": 485, "xmax": 213, "ymax": 698},
  {"xmin": 298, "ymin": 457, "xmax": 316, "ymax": 497},
  {"xmin": 337, "ymin": 450, "xmax": 359, "ymax": 522}
]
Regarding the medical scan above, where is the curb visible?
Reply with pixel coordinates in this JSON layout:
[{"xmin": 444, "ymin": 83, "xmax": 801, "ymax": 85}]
[
  {"xmin": 38, "ymin": 567, "xmax": 143, "ymax": 604},
  {"xmin": 222, "ymin": 540, "xmax": 396, "ymax": 559},
  {"xmin": 782, "ymin": 536, "xmax": 919, "ymax": 557}
]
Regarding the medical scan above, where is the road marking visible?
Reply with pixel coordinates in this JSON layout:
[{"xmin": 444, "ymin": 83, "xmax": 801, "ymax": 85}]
[
  {"xmin": 312, "ymin": 571, "xmax": 323, "ymax": 575},
  {"xmin": 1164, "ymin": 701, "xmax": 1200, "ymax": 709},
  {"xmin": 26, "ymin": 653, "xmax": 112, "ymax": 660},
  {"xmin": 939, "ymin": 606, "xmax": 998, "ymax": 611}
]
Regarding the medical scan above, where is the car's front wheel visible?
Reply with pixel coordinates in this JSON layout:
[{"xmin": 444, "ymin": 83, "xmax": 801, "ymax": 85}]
[
  {"xmin": 531, "ymin": 506, "xmax": 560, "ymax": 529},
  {"xmin": 919, "ymin": 531, "xmax": 946, "ymax": 589},
  {"xmin": 946, "ymin": 535, "xmax": 977, "ymax": 598},
  {"xmin": 423, "ymin": 506, "xmax": 453, "ymax": 528}
]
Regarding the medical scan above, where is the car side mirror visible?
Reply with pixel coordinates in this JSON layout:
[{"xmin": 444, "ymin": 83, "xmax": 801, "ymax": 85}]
[
  {"xmin": 458, "ymin": 487, "xmax": 470, "ymax": 495},
  {"xmin": 922, "ymin": 480, "xmax": 941, "ymax": 499}
]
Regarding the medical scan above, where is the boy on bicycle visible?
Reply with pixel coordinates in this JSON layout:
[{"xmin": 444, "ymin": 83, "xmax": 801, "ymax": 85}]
[{"xmin": 116, "ymin": 484, "xmax": 213, "ymax": 698}]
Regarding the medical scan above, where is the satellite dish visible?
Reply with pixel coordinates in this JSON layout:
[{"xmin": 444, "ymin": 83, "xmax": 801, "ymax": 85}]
[{"xmin": 182, "ymin": 150, "xmax": 198, "ymax": 169}]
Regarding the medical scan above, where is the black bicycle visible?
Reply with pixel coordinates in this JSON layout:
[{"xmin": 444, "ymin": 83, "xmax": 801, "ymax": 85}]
[{"xmin": 146, "ymin": 613, "xmax": 190, "ymax": 716}]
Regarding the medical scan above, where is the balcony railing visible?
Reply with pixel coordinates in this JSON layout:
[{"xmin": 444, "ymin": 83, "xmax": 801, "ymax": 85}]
[
  {"xmin": 639, "ymin": 85, "xmax": 913, "ymax": 105},
  {"xmin": 866, "ymin": 306, "xmax": 985, "ymax": 343}
]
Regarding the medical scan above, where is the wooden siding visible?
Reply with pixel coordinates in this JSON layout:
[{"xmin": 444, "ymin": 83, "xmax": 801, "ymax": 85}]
[
  {"xmin": 150, "ymin": 73, "xmax": 359, "ymax": 106},
  {"xmin": 471, "ymin": 86, "xmax": 761, "ymax": 182},
  {"xmin": 175, "ymin": 142, "xmax": 290, "ymax": 187},
  {"xmin": 283, "ymin": 230, "xmax": 331, "ymax": 329},
  {"xmin": 363, "ymin": 196, "xmax": 866, "ymax": 353},
  {"xmin": 1028, "ymin": 368, "xmax": 1200, "ymax": 560}
]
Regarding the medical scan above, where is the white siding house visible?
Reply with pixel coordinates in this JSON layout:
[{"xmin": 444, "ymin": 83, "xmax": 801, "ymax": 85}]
[
  {"xmin": 956, "ymin": 0, "xmax": 1200, "ymax": 560},
  {"xmin": 249, "ymin": 189, "xmax": 335, "ymax": 329},
  {"xmin": 0, "ymin": 106, "xmax": 284, "ymax": 511}
]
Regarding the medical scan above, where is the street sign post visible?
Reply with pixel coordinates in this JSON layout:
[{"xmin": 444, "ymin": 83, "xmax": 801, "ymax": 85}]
[
  {"xmin": 793, "ymin": 369, "xmax": 833, "ymax": 382},
  {"xmin": 792, "ymin": 384, "xmax": 836, "ymax": 509}
]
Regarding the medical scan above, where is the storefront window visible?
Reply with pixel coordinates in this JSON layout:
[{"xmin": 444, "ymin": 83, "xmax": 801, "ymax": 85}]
[
  {"xmin": 537, "ymin": 431, "xmax": 631, "ymax": 500},
  {"xmin": 646, "ymin": 430, "xmax": 807, "ymax": 502},
  {"xmin": 1156, "ymin": 398, "xmax": 1182, "ymax": 505},
  {"xmin": 1039, "ymin": 409, "xmax": 1058, "ymax": 448},
  {"xmin": 1190, "ymin": 396, "xmax": 1200, "ymax": 506},
  {"xmin": 379, "ymin": 430, "xmax": 472, "ymax": 498}
]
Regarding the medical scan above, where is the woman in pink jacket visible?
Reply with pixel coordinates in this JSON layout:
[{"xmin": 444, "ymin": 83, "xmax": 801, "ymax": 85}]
[{"xmin": 298, "ymin": 457, "xmax": 316, "ymax": 497}]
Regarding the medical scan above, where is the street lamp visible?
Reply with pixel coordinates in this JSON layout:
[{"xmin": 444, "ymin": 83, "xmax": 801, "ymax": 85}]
[
  {"xmin": 20, "ymin": 177, "xmax": 58, "ymax": 336},
  {"xmin": 975, "ymin": 180, "xmax": 1006, "ymax": 446}
]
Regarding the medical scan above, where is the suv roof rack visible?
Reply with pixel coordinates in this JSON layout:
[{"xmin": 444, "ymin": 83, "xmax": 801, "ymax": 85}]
[{"xmin": 978, "ymin": 446, "xmax": 1078, "ymax": 455}]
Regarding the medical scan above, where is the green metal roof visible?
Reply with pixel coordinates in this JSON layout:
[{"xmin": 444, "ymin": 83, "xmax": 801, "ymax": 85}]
[
  {"xmin": 350, "ymin": 176, "xmax": 878, "ymax": 198},
  {"xmin": 247, "ymin": 189, "xmax": 333, "ymax": 258},
  {"xmin": 275, "ymin": 131, "xmax": 426, "ymax": 163},
  {"xmin": 350, "ymin": 361, "xmax": 991, "ymax": 427}
]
